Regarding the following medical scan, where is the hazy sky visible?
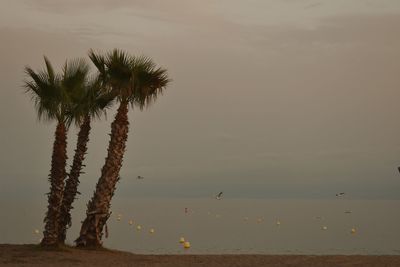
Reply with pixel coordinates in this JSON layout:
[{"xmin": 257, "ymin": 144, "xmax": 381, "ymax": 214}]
[{"xmin": 1, "ymin": 0, "xmax": 400, "ymax": 199}]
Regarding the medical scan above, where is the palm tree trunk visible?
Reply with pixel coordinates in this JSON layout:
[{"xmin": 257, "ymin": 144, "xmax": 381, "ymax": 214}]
[
  {"xmin": 41, "ymin": 121, "xmax": 68, "ymax": 247},
  {"xmin": 58, "ymin": 114, "xmax": 91, "ymax": 243},
  {"xmin": 76, "ymin": 102, "xmax": 129, "ymax": 247}
]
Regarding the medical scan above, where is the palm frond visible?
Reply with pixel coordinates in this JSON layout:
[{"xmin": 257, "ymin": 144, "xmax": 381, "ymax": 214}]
[
  {"xmin": 130, "ymin": 55, "xmax": 170, "ymax": 109},
  {"xmin": 44, "ymin": 56, "xmax": 56, "ymax": 84},
  {"xmin": 24, "ymin": 59, "xmax": 65, "ymax": 122},
  {"xmin": 66, "ymin": 73, "xmax": 115, "ymax": 126},
  {"xmin": 88, "ymin": 49, "xmax": 107, "ymax": 84},
  {"xmin": 62, "ymin": 58, "xmax": 90, "ymax": 92},
  {"xmin": 87, "ymin": 49, "xmax": 170, "ymax": 112}
]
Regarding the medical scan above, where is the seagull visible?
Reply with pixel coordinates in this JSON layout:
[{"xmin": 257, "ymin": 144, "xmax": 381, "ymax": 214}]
[
  {"xmin": 215, "ymin": 191, "xmax": 223, "ymax": 200},
  {"xmin": 336, "ymin": 192, "xmax": 345, "ymax": 197},
  {"xmin": 137, "ymin": 175, "xmax": 144, "ymax": 180}
]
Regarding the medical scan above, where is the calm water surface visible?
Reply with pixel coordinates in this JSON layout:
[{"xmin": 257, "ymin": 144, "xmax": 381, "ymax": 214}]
[{"xmin": 1, "ymin": 197, "xmax": 399, "ymax": 254}]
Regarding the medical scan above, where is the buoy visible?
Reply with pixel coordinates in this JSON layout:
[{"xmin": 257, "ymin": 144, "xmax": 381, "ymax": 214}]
[
  {"xmin": 128, "ymin": 220, "xmax": 133, "ymax": 225},
  {"xmin": 179, "ymin": 237, "xmax": 185, "ymax": 243},
  {"xmin": 351, "ymin": 228, "xmax": 356, "ymax": 234},
  {"xmin": 183, "ymin": 241, "xmax": 191, "ymax": 249},
  {"xmin": 149, "ymin": 228, "xmax": 155, "ymax": 234},
  {"xmin": 136, "ymin": 225, "xmax": 142, "ymax": 231},
  {"xmin": 322, "ymin": 226, "xmax": 328, "ymax": 230},
  {"xmin": 34, "ymin": 229, "xmax": 39, "ymax": 234},
  {"xmin": 276, "ymin": 220, "xmax": 281, "ymax": 226}
]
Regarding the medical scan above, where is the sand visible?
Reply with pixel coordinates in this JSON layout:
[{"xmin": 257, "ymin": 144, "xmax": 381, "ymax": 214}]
[{"xmin": 1, "ymin": 244, "xmax": 400, "ymax": 267}]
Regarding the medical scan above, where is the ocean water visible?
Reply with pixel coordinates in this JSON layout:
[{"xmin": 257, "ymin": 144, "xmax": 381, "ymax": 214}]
[{"xmin": 1, "ymin": 196, "xmax": 399, "ymax": 255}]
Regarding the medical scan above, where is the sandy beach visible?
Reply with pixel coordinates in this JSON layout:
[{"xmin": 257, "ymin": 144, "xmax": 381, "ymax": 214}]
[{"xmin": 1, "ymin": 244, "xmax": 399, "ymax": 267}]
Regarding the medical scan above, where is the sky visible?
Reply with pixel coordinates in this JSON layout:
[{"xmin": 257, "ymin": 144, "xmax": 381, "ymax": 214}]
[{"xmin": 1, "ymin": 0, "xmax": 400, "ymax": 199}]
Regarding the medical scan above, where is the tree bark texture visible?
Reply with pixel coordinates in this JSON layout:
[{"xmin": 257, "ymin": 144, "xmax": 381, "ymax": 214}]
[
  {"xmin": 76, "ymin": 102, "xmax": 129, "ymax": 247},
  {"xmin": 41, "ymin": 122, "xmax": 68, "ymax": 247},
  {"xmin": 58, "ymin": 114, "xmax": 91, "ymax": 243}
]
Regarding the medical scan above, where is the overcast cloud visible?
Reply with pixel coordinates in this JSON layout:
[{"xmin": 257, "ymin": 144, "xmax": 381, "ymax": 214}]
[{"xmin": 1, "ymin": 0, "xmax": 400, "ymax": 200}]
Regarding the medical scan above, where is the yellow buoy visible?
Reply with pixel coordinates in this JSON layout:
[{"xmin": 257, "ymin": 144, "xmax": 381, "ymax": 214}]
[
  {"xmin": 34, "ymin": 229, "xmax": 39, "ymax": 234},
  {"xmin": 136, "ymin": 225, "xmax": 142, "ymax": 231},
  {"xmin": 183, "ymin": 241, "xmax": 191, "ymax": 249},
  {"xmin": 149, "ymin": 228, "xmax": 155, "ymax": 234},
  {"xmin": 128, "ymin": 220, "xmax": 133, "ymax": 225},
  {"xmin": 351, "ymin": 228, "xmax": 356, "ymax": 234},
  {"xmin": 179, "ymin": 237, "xmax": 185, "ymax": 243}
]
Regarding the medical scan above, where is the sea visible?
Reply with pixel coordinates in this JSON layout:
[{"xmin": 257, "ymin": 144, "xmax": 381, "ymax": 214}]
[{"xmin": 1, "ymin": 196, "xmax": 399, "ymax": 255}]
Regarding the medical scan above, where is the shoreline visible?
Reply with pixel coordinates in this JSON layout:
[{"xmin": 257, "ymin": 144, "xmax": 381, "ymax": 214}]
[{"xmin": 1, "ymin": 244, "xmax": 400, "ymax": 267}]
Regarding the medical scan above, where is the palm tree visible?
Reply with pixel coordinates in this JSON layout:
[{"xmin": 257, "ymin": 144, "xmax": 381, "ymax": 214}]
[
  {"xmin": 57, "ymin": 65, "xmax": 114, "ymax": 243},
  {"xmin": 25, "ymin": 57, "xmax": 96, "ymax": 246},
  {"xmin": 25, "ymin": 57, "xmax": 69, "ymax": 246},
  {"xmin": 75, "ymin": 49, "xmax": 170, "ymax": 247}
]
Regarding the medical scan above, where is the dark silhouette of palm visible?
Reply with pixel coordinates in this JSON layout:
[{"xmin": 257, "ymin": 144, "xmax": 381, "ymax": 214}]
[
  {"xmin": 76, "ymin": 49, "xmax": 170, "ymax": 247},
  {"xmin": 24, "ymin": 57, "xmax": 70, "ymax": 246},
  {"xmin": 58, "ymin": 59, "xmax": 114, "ymax": 243}
]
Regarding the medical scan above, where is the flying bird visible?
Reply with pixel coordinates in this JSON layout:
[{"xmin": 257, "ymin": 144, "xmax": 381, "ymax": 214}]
[
  {"xmin": 336, "ymin": 192, "xmax": 345, "ymax": 197},
  {"xmin": 215, "ymin": 191, "xmax": 223, "ymax": 200}
]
